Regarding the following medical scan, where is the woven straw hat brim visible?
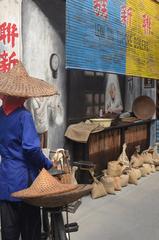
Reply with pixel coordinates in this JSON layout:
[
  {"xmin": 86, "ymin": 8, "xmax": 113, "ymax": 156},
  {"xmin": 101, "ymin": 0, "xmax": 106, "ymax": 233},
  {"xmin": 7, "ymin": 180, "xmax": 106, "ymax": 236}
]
[
  {"xmin": 12, "ymin": 168, "xmax": 78, "ymax": 199},
  {"xmin": 0, "ymin": 75, "xmax": 57, "ymax": 98},
  {"xmin": 12, "ymin": 168, "xmax": 92, "ymax": 207},
  {"xmin": 14, "ymin": 185, "xmax": 92, "ymax": 208},
  {"xmin": 0, "ymin": 62, "xmax": 58, "ymax": 97},
  {"xmin": 12, "ymin": 183, "xmax": 78, "ymax": 198}
]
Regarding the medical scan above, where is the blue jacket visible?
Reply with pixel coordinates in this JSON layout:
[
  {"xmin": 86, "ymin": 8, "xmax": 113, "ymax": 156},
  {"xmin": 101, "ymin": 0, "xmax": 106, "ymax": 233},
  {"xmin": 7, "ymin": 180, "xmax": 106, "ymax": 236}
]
[{"xmin": 0, "ymin": 107, "xmax": 52, "ymax": 201}]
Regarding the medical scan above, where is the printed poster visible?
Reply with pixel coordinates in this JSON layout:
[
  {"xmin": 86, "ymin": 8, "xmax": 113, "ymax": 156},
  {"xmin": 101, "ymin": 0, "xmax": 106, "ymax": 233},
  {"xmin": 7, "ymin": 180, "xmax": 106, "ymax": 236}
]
[{"xmin": 66, "ymin": 0, "xmax": 159, "ymax": 79}]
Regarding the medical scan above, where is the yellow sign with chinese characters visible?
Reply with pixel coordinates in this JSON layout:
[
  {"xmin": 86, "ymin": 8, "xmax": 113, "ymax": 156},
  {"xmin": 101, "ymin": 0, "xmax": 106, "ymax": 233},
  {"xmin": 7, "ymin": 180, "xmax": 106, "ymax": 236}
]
[{"xmin": 126, "ymin": 0, "xmax": 159, "ymax": 79}]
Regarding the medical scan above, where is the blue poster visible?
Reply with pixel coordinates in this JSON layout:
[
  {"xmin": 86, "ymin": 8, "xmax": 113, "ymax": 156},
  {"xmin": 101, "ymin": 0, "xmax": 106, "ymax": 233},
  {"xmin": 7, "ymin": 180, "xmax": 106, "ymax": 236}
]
[{"xmin": 66, "ymin": 0, "xmax": 126, "ymax": 74}]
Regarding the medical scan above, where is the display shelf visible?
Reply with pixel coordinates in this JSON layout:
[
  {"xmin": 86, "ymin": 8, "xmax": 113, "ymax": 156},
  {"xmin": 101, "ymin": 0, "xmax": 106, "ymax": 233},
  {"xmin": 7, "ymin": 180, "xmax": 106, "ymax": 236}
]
[{"xmin": 68, "ymin": 120, "xmax": 152, "ymax": 182}]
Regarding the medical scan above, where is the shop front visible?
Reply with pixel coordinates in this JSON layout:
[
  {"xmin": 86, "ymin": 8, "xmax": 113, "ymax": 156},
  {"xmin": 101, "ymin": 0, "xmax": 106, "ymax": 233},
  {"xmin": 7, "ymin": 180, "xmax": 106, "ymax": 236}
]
[{"xmin": 65, "ymin": 0, "xmax": 159, "ymax": 183}]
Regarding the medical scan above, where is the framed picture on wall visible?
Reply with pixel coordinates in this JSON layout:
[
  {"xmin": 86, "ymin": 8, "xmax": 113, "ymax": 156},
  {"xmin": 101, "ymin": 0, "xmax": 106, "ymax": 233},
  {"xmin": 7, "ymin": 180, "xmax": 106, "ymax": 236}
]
[
  {"xmin": 105, "ymin": 73, "xmax": 123, "ymax": 114},
  {"xmin": 144, "ymin": 78, "xmax": 155, "ymax": 88}
]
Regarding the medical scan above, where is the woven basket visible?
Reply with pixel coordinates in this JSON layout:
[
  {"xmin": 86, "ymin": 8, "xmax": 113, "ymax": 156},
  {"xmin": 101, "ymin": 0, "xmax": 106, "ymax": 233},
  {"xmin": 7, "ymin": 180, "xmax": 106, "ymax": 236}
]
[
  {"xmin": 12, "ymin": 169, "xmax": 92, "ymax": 207},
  {"xmin": 90, "ymin": 118, "xmax": 112, "ymax": 128},
  {"xmin": 23, "ymin": 185, "xmax": 92, "ymax": 208},
  {"xmin": 12, "ymin": 168, "xmax": 77, "ymax": 199},
  {"xmin": 132, "ymin": 96, "xmax": 155, "ymax": 120}
]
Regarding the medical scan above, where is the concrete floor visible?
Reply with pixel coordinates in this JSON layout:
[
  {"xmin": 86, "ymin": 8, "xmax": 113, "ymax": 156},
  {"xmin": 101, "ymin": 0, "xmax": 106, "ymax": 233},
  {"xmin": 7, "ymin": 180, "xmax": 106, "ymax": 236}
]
[
  {"xmin": 69, "ymin": 171, "xmax": 159, "ymax": 240},
  {"xmin": 0, "ymin": 172, "xmax": 159, "ymax": 240}
]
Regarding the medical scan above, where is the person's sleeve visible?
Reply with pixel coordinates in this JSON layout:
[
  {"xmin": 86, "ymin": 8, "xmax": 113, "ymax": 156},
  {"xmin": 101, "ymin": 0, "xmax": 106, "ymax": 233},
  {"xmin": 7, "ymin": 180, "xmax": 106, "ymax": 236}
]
[{"xmin": 21, "ymin": 111, "xmax": 53, "ymax": 170}]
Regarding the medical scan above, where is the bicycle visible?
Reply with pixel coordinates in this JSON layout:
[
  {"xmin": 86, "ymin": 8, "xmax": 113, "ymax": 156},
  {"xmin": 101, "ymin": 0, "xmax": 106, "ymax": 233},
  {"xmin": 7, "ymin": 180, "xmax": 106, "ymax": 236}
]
[
  {"xmin": 42, "ymin": 203, "xmax": 80, "ymax": 240},
  {"xmin": 40, "ymin": 169, "xmax": 91, "ymax": 240}
]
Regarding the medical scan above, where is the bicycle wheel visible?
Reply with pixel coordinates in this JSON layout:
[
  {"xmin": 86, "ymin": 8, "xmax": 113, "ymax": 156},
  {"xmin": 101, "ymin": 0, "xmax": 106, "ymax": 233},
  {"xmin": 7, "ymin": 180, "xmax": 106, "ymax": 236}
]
[{"xmin": 51, "ymin": 209, "xmax": 67, "ymax": 240}]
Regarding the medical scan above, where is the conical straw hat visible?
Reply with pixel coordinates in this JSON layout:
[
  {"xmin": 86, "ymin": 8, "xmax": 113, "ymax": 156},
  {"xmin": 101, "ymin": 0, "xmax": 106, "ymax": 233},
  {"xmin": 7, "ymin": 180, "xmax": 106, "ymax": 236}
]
[
  {"xmin": 23, "ymin": 184, "xmax": 92, "ymax": 208},
  {"xmin": 12, "ymin": 169, "xmax": 92, "ymax": 207},
  {"xmin": 12, "ymin": 168, "xmax": 78, "ymax": 199},
  {"xmin": 0, "ymin": 61, "xmax": 57, "ymax": 97}
]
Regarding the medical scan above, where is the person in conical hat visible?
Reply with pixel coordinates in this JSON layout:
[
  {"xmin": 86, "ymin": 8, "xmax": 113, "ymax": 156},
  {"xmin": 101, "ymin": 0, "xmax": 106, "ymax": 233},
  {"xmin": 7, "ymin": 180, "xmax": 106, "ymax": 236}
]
[{"xmin": 0, "ymin": 61, "xmax": 58, "ymax": 240}]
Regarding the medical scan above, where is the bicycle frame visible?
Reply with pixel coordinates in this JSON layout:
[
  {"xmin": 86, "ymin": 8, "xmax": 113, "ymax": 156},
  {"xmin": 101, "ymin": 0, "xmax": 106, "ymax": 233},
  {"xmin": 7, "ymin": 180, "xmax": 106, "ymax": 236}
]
[{"xmin": 43, "ymin": 206, "xmax": 79, "ymax": 240}]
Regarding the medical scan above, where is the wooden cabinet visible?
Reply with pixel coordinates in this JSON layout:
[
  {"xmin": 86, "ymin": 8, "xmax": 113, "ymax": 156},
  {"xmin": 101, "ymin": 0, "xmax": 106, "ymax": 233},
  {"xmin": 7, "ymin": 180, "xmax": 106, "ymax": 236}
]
[{"xmin": 71, "ymin": 120, "xmax": 151, "ymax": 176}]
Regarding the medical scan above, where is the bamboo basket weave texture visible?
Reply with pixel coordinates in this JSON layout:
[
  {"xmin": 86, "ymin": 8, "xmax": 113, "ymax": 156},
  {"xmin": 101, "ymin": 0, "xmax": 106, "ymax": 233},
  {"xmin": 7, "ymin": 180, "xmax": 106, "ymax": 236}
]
[
  {"xmin": 12, "ymin": 169, "xmax": 92, "ymax": 207},
  {"xmin": 12, "ymin": 168, "xmax": 77, "ymax": 198},
  {"xmin": 0, "ymin": 61, "xmax": 57, "ymax": 97},
  {"xmin": 24, "ymin": 185, "xmax": 92, "ymax": 208}
]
